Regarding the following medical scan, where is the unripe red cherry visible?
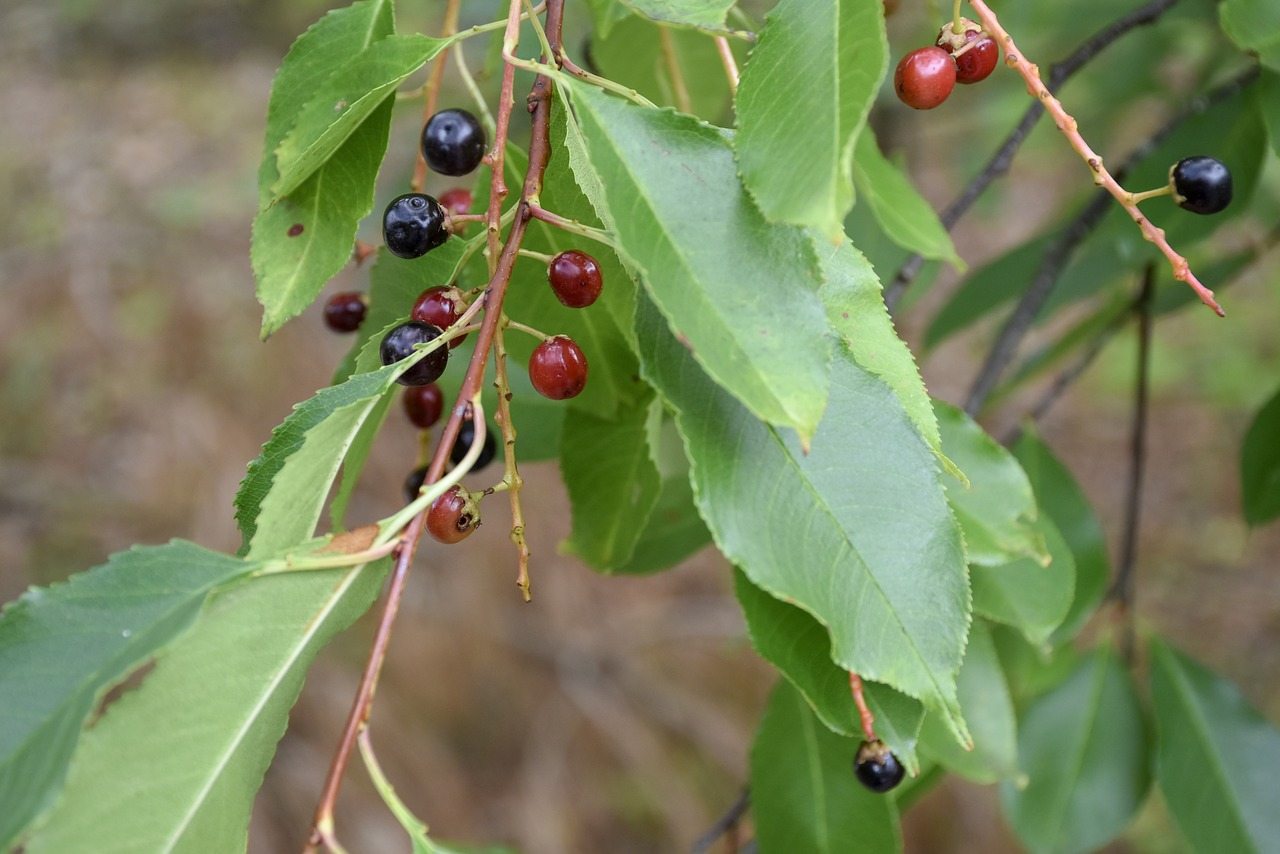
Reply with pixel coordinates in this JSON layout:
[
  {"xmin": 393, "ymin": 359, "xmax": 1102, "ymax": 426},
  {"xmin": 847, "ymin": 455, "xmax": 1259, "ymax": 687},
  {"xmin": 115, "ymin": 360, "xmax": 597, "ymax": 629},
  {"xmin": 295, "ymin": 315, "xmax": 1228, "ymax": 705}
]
[
  {"xmin": 410, "ymin": 286, "xmax": 468, "ymax": 348},
  {"xmin": 894, "ymin": 46, "xmax": 956, "ymax": 110},
  {"xmin": 937, "ymin": 18, "xmax": 998, "ymax": 85},
  {"xmin": 403, "ymin": 384, "xmax": 444, "ymax": 430},
  {"xmin": 529, "ymin": 336, "xmax": 588, "ymax": 400},
  {"xmin": 438, "ymin": 188, "xmax": 473, "ymax": 217},
  {"xmin": 548, "ymin": 250, "xmax": 603, "ymax": 308},
  {"xmin": 323, "ymin": 292, "xmax": 367, "ymax": 333},
  {"xmin": 426, "ymin": 485, "xmax": 480, "ymax": 544}
]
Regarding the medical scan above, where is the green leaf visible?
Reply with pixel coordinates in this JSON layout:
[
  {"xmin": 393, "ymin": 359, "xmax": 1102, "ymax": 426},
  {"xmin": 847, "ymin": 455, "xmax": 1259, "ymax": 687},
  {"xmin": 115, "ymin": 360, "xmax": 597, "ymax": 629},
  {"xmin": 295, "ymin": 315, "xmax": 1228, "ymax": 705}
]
[
  {"xmin": 751, "ymin": 680, "xmax": 902, "ymax": 854},
  {"xmin": 620, "ymin": 0, "xmax": 736, "ymax": 32},
  {"xmin": 1221, "ymin": 0, "xmax": 1280, "ymax": 71},
  {"xmin": 636, "ymin": 295, "xmax": 970, "ymax": 739},
  {"xmin": 584, "ymin": 0, "xmax": 632, "ymax": 39},
  {"xmin": 566, "ymin": 83, "xmax": 833, "ymax": 440},
  {"xmin": 970, "ymin": 515, "xmax": 1075, "ymax": 648},
  {"xmin": 735, "ymin": 569, "xmax": 923, "ymax": 771},
  {"xmin": 253, "ymin": 96, "xmax": 395, "ymax": 338},
  {"xmin": 814, "ymin": 233, "xmax": 939, "ymax": 451},
  {"xmin": 734, "ymin": 0, "xmax": 886, "ymax": 240},
  {"xmin": 918, "ymin": 621, "xmax": 1017, "ymax": 783},
  {"xmin": 272, "ymin": 33, "xmax": 449, "ymax": 200},
  {"xmin": 935, "ymin": 401, "xmax": 1045, "ymax": 565},
  {"xmin": 1259, "ymin": 70, "xmax": 1280, "ymax": 155},
  {"xmin": 0, "ymin": 542, "xmax": 258, "ymax": 850},
  {"xmin": 24, "ymin": 561, "xmax": 389, "ymax": 853},
  {"xmin": 851, "ymin": 130, "xmax": 962, "ymax": 268},
  {"xmin": 1241, "ymin": 384, "xmax": 1280, "ymax": 526},
  {"xmin": 1000, "ymin": 645, "xmax": 1150, "ymax": 854},
  {"xmin": 1149, "ymin": 637, "xmax": 1280, "ymax": 852},
  {"xmin": 1012, "ymin": 428, "xmax": 1110, "ymax": 643},
  {"xmin": 329, "ymin": 385, "xmax": 396, "ymax": 532}
]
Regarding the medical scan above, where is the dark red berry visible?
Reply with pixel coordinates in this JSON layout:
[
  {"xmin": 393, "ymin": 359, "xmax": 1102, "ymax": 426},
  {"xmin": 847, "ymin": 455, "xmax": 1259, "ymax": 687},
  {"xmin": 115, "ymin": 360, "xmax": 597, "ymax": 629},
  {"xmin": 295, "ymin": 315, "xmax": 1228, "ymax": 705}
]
[
  {"xmin": 529, "ymin": 336, "xmax": 589, "ymax": 400},
  {"xmin": 410, "ymin": 286, "xmax": 468, "ymax": 348},
  {"xmin": 380, "ymin": 321, "xmax": 449, "ymax": 387},
  {"xmin": 383, "ymin": 193, "xmax": 449, "ymax": 259},
  {"xmin": 438, "ymin": 188, "xmax": 473, "ymax": 217},
  {"xmin": 937, "ymin": 19, "xmax": 998, "ymax": 85},
  {"xmin": 854, "ymin": 740, "xmax": 906, "ymax": 793},
  {"xmin": 1171, "ymin": 156, "xmax": 1232, "ymax": 215},
  {"xmin": 404, "ymin": 466, "xmax": 428, "ymax": 504},
  {"xmin": 426, "ymin": 485, "xmax": 480, "ymax": 544},
  {"xmin": 422, "ymin": 109, "xmax": 487, "ymax": 177},
  {"xmin": 448, "ymin": 416, "xmax": 497, "ymax": 472},
  {"xmin": 323, "ymin": 292, "xmax": 367, "ymax": 333},
  {"xmin": 548, "ymin": 250, "xmax": 603, "ymax": 308},
  {"xmin": 894, "ymin": 46, "xmax": 956, "ymax": 110},
  {"xmin": 403, "ymin": 384, "xmax": 444, "ymax": 430}
]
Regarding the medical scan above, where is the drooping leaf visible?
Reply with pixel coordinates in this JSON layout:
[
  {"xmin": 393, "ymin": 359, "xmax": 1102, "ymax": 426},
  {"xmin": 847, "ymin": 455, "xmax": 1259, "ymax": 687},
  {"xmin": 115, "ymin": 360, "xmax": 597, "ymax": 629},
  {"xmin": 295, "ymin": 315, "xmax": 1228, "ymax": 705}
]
[
  {"xmin": 253, "ymin": 97, "xmax": 395, "ymax": 337},
  {"xmin": 735, "ymin": 0, "xmax": 886, "ymax": 240},
  {"xmin": 970, "ymin": 515, "xmax": 1075, "ymax": 648},
  {"xmin": 851, "ymin": 130, "xmax": 961, "ymax": 268},
  {"xmin": 24, "ymin": 560, "xmax": 389, "ymax": 853},
  {"xmin": 1149, "ymin": 637, "xmax": 1280, "ymax": 852},
  {"xmin": 619, "ymin": 0, "xmax": 736, "ymax": 32},
  {"xmin": 918, "ymin": 620, "xmax": 1018, "ymax": 783},
  {"xmin": 0, "ymin": 542, "xmax": 258, "ymax": 850},
  {"xmin": 1220, "ymin": 0, "xmax": 1280, "ymax": 71},
  {"xmin": 565, "ymin": 82, "xmax": 833, "ymax": 440},
  {"xmin": 1011, "ymin": 428, "xmax": 1110, "ymax": 642},
  {"xmin": 636, "ymin": 295, "xmax": 970, "ymax": 739},
  {"xmin": 735, "ymin": 569, "xmax": 924, "ymax": 771},
  {"xmin": 989, "ymin": 623, "xmax": 1082, "ymax": 710},
  {"xmin": 751, "ymin": 680, "xmax": 902, "ymax": 854},
  {"xmin": 1000, "ymin": 645, "xmax": 1150, "ymax": 854},
  {"xmin": 1241, "ymin": 384, "xmax": 1280, "ymax": 526},
  {"xmin": 936, "ymin": 401, "xmax": 1046, "ymax": 566}
]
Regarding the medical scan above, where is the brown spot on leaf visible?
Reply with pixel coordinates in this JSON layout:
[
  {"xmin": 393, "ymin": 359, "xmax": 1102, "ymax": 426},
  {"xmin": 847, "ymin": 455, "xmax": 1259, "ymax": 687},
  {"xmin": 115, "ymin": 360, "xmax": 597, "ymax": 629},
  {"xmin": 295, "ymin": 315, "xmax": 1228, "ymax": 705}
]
[{"xmin": 288, "ymin": 223, "xmax": 304, "ymax": 237}]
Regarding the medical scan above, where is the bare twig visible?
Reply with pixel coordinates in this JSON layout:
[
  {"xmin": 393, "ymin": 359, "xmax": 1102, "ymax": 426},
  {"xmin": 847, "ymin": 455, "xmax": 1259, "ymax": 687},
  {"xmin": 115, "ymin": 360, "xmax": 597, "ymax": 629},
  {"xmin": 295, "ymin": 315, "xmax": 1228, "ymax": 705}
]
[{"xmin": 691, "ymin": 789, "xmax": 751, "ymax": 854}]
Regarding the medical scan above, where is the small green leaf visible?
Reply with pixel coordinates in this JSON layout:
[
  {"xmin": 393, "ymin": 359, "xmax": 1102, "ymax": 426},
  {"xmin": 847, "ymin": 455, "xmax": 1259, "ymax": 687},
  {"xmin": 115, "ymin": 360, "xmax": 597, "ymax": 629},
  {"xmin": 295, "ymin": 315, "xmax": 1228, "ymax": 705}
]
[
  {"xmin": 1149, "ymin": 636, "xmax": 1280, "ymax": 852},
  {"xmin": 735, "ymin": 0, "xmax": 886, "ymax": 240},
  {"xmin": 1000, "ymin": 645, "xmax": 1150, "ymax": 854},
  {"xmin": 970, "ymin": 516, "xmax": 1075, "ymax": 648},
  {"xmin": 751, "ymin": 680, "xmax": 902, "ymax": 854},
  {"xmin": 620, "ymin": 0, "xmax": 736, "ymax": 32},
  {"xmin": 851, "ymin": 130, "xmax": 961, "ymax": 268},
  {"xmin": 936, "ymin": 401, "xmax": 1046, "ymax": 566},
  {"xmin": 1220, "ymin": 0, "xmax": 1280, "ymax": 71},
  {"xmin": 566, "ymin": 83, "xmax": 833, "ymax": 440},
  {"xmin": 1241, "ymin": 384, "xmax": 1280, "ymax": 526},
  {"xmin": 583, "ymin": 0, "xmax": 632, "ymax": 38},
  {"xmin": 0, "ymin": 542, "xmax": 258, "ymax": 850}
]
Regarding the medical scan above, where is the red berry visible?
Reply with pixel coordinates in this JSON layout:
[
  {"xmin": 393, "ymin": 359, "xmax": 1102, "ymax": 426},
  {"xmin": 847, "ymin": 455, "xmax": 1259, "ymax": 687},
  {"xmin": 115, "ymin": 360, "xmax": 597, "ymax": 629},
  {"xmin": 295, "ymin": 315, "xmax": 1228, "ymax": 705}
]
[
  {"xmin": 529, "ymin": 336, "xmax": 588, "ymax": 400},
  {"xmin": 323, "ymin": 292, "xmax": 367, "ymax": 333},
  {"xmin": 426, "ymin": 485, "xmax": 480, "ymax": 544},
  {"xmin": 403, "ymin": 384, "xmax": 444, "ymax": 430},
  {"xmin": 438, "ymin": 188, "xmax": 473, "ymax": 217},
  {"xmin": 548, "ymin": 250, "xmax": 603, "ymax": 308},
  {"xmin": 937, "ymin": 19, "xmax": 998, "ymax": 85},
  {"xmin": 894, "ymin": 46, "xmax": 956, "ymax": 110},
  {"xmin": 410, "ymin": 286, "xmax": 468, "ymax": 348}
]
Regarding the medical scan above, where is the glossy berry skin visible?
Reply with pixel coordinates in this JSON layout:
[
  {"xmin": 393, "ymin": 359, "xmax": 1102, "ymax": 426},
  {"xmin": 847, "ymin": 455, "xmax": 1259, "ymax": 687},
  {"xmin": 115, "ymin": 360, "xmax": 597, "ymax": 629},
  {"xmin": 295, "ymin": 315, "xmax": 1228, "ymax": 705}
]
[
  {"xmin": 426, "ymin": 485, "xmax": 480, "ymax": 544},
  {"xmin": 938, "ymin": 20, "xmax": 998, "ymax": 85},
  {"xmin": 438, "ymin": 188, "xmax": 473, "ymax": 217},
  {"xmin": 403, "ymin": 384, "xmax": 444, "ymax": 430},
  {"xmin": 854, "ymin": 741, "xmax": 906, "ymax": 793},
  {"xmin": 410, "ymin": 286, "xmax": 467, "ymax": 348},
  {"xmin": 449, "ymin": 417, "xmax": 497, "ymax": 472},
  {"xmin": 529, "ymin": 336, "xmax": 589, "ymax": 400},
  {"xmin": 323, "ymin": 292, "xmax": 367, "ymax": 333},
  {"xmin": 1171, "ymin": 156, "xmax": 1232, "ymax": 215},
  {"xmin": 422, "ymin": 109, "xmax": 487, "ymax": 177},
  {"xmin": 548, "ymin": 250, "xmax": 604, "ymax": 308},
  {"xmin": 894, "ymin": 46, "xmax": 956, "ymax": 110},
  {"xmin": 403, "ymin": 466, "xmax": 428, "ymax": 504},
  {"xmin": 383, "ymin": 193, "xmax": 449, "ymax": 259},
  {"xmin": 380, "ymin": 321, "xmax": 449, "ymax": 387}
]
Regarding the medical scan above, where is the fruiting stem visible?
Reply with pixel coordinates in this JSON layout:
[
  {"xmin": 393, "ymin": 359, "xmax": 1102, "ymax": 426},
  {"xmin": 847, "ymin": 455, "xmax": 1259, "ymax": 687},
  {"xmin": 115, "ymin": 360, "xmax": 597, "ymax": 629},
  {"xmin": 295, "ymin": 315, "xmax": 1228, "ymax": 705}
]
[
  {"xmin": 548, "ymin": 53, "xmax": 658, "ymax": 108},
  {"xmin": 411, "ymin": 0, "xmax": 462, "ymax": 194},
  {"xmin": 658, "ymin": 27, "xmax": 693, "ymax": 113},
  {"xmin": 952, "ymin": 0, "xmax": 965, "ymax": 34},
  {"xmin": 714, "ymin": 36, "xmax": 739, "ymax": 92},
  {"xmin": 1126, "ymin": 185, "xmax": 1173, "ymax": 205},
  {"xmin": 491, "ymin": 322, "xmax": 533, "ymax": 600},
  {"xmin": 517, "ymin": 247, "xmax": 554, "ymax": 263},
  {"xmin": 965, "ymin": 0, "xmax": 1224, "ymax": 316},
  {"xmin": 527, "ymin": 202, "xmax": 618, "ymax": 248},
  {"xmin": 453, "ymin": 41, "xmax": 496, "ymax": 142},
  {"xmin": 504, "ymin": 318, "xmax": 550, "ymax": 341},
  {"xmin": 849, "ymin": 671, "xmax": 878, "ymax": 743}
]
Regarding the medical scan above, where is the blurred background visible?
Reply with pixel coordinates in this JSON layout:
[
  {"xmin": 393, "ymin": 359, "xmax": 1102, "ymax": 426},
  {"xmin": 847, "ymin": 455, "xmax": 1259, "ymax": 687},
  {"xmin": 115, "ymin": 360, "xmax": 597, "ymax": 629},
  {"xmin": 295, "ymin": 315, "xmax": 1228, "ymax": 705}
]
[{"xmin": 1, "ymin": 0, "xmax": 1278, "ymax": 851}]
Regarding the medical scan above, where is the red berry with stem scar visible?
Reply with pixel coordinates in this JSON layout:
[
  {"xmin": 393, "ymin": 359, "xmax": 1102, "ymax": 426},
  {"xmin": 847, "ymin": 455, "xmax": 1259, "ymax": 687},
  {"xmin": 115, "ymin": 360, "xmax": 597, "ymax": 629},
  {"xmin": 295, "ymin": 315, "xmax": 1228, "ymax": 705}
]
[
  {"xmin": 894, "ymin": 46, "xmax": 956, "ymax": 110},
  {"xmin": 548, "ymin": 250, "xmax": 603, "ymax": 308},
  {"xmin": 529, "ymin": 336, "xmax": 588, "ymax": 400},
  {"xmin": 426, "ymin": 485, "xmax": 480, "ymax": 544},
  {"xmin": 411, "ymin": 286, "xmax": 468, "ymax": 348},
  {"xmin": 937, "ymin": 18, "xmax": 998, "ymax": 85}
]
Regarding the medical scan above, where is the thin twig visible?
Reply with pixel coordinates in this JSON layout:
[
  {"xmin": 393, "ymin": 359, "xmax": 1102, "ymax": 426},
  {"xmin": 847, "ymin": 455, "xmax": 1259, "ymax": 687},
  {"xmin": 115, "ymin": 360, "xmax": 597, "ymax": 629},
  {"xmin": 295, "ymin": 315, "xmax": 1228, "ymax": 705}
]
[
  {"xmin": 659, "ymin": 27, "xmax": 693, "ymax": 113},
  {"xmin": 411, "ymin": 0, "xmax": 462, "ymax": 194},
  {"xmin": 848, "ymin": 671, "xmax": 877, "ymax": 743},
  {"xmin": 691, "ymin": 789, "xmax": 751, "ymax": 854},
  {"xmin": 714, "ymin": 36, "xmax": 739, "ymax": 92}
]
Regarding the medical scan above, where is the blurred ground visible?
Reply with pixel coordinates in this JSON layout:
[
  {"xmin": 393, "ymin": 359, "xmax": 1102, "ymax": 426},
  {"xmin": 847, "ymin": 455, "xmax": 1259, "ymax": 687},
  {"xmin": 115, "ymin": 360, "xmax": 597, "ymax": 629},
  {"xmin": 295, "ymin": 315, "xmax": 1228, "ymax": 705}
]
[{"xmin": 2, "ymin": 1, "xmax": 1278, "ymax": 853}]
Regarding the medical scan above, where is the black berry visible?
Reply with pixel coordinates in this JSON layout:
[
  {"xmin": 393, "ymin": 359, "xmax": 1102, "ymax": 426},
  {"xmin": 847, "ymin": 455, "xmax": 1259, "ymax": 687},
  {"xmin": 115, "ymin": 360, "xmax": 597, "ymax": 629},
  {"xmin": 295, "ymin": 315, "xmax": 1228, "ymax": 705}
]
[
  {"xmin": 853, "ymin": 740, "xmax": 906, "ymax": 793},
  {"xmin": 383, "ymin": 193, "xmax": 449, "ymax": 259},
  {"xmin": 426, "ymin": 485, "xmax": 480, "ymax": 544},
  {"xmin": 529, "ymin": 336, "xmax": 589, "ymax": 400},
  {"xmin": 548, "ymin": 250, "xmax": 603, "ymax": 308},
  {"xmin": 380, "ymin": 321, "xmax": 449, "ymax": 387},
  {"xmin": 323, "ymin": 292, "xmax": 367, "ymax": 333},
  {"xmin": 449, "ymin": 416, "xmax": 497, "ymax": 472},
  {"xmin": 404, "ymin": 466, "xmax": 428, "ymax": 504},
  {"xmin": 403, "ymin": 384, "xmax": 444, "ymax": 430},
  {"xmin": 422, "ymin": 109, "xmax": 487, "ymax": 177},
  {"xmin": 1171, "ymin": 156, "xmax": 1232, "ymax": 215},
  {"xmin": 894, "ymin": 47, "xmax": 956, "ymax": 110}
]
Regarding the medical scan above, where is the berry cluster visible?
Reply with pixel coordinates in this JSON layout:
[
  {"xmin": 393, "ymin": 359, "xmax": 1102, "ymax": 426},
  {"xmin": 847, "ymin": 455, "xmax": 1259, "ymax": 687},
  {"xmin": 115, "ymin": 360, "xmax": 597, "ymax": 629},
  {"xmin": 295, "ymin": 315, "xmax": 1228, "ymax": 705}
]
[{"xmin": 894, "ymin": 17, "xmax": 998, "ymax": 110}]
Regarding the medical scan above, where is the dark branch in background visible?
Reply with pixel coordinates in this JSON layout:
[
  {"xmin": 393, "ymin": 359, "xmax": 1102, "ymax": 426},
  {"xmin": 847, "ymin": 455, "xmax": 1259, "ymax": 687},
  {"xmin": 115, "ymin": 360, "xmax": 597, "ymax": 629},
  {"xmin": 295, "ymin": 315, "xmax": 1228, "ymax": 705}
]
[
  {"xmin": 691, "ymin": 788, "xmax": 750, "ymax": 854},
  {"xmin": 1110, "ymin": 265, "xmax": 1155, "ymax": 665},
  {"xmin": 882, "ymin": 0, "xmax": 1180, "ymax": 313},
  {"xmin": 963, "ymin": 66, "xmax": 1258, "ymax": 415}
]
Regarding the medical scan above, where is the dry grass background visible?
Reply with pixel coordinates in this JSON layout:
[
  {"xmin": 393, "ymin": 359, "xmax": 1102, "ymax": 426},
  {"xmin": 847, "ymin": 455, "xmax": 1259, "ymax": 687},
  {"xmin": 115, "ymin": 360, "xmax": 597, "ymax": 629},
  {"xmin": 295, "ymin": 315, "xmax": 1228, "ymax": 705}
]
[{"xmin": 2, "ymin": 1, "xmax": 1278, "ymax": 852}]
